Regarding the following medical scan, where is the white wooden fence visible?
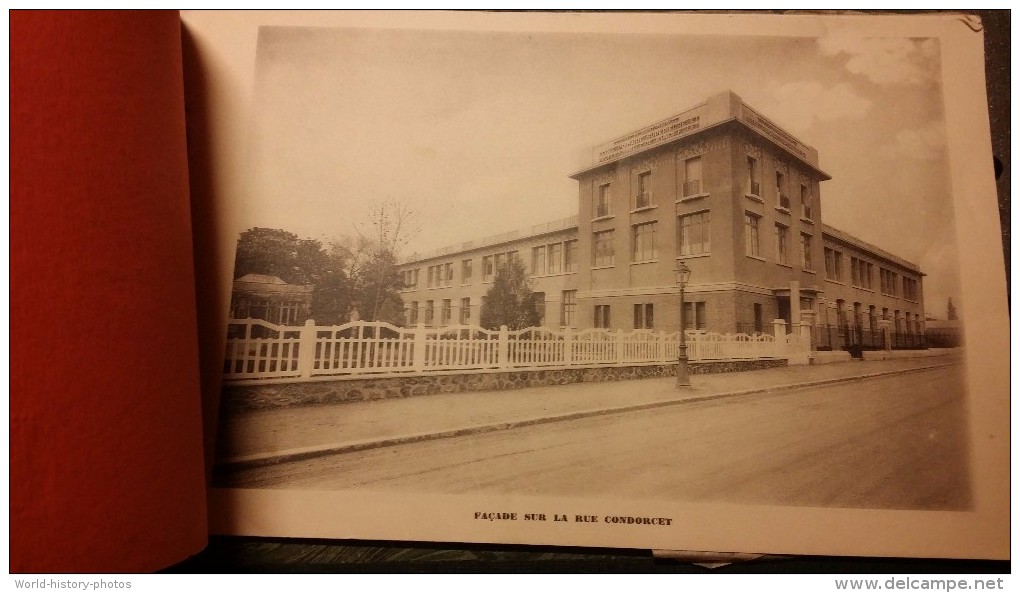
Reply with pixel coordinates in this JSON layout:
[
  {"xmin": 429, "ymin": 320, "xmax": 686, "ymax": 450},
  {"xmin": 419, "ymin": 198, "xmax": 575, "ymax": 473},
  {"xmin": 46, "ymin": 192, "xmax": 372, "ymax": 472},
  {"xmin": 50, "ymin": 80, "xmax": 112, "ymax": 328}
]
[{"xmin": 224, "ymin": 318, "xmax": 809, "ymax": 382}]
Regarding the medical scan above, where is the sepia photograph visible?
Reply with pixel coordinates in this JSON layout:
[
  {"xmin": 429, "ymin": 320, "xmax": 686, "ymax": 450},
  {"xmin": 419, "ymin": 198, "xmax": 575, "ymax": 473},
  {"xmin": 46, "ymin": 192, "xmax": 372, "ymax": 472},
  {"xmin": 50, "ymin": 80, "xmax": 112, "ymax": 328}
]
[{"xmin": 185, "ymin": 11, "xmax": 1008, "ymax": 559}]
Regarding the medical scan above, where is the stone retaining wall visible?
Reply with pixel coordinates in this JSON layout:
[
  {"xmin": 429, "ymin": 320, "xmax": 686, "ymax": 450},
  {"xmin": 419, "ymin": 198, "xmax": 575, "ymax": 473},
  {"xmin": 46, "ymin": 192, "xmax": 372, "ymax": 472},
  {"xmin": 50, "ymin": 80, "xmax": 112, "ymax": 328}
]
[{"xmin": 222, "ymin": 359, "xmax": 787, "ymax": 412}]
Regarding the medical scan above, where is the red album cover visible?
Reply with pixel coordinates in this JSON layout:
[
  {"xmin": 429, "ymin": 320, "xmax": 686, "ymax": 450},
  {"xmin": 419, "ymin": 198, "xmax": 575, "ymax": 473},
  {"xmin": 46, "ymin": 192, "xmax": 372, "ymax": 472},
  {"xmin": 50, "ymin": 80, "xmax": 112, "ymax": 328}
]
[{"xmin": 10, "ymin": 11, "xmax": 208, "ymax": 572}]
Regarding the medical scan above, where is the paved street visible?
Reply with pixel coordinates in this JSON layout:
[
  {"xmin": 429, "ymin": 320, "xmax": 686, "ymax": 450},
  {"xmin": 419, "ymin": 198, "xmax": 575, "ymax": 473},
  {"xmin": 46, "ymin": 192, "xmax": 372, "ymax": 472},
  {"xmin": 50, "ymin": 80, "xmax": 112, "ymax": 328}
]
[{"xmin": 218, "ymin": 362, "xmax": 970, "ymax": 510}]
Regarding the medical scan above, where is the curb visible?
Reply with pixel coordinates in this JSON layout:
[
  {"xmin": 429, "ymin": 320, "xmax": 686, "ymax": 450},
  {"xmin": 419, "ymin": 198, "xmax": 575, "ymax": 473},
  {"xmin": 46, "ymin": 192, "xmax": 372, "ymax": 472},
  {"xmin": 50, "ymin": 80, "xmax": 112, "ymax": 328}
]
[{"xmin": 218, "ymin": 360, "xmax": 958, "ymax": 471}]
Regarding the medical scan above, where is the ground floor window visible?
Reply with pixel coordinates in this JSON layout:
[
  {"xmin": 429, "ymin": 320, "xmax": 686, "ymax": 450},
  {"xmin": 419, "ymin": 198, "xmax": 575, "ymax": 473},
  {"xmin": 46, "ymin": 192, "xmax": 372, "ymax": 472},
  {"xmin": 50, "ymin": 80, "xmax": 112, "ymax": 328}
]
[
  {"xmin": 633, "ymin": 303, "xmax": 653, "ymax": 329},
  {"xmin": 594, "ymin": 304, "xmax": 611, "ymax": 329},
  {"xmin": 459, "ymin": 297, "xmax": 470, "ymax": 324},
  {"xmin": 683, "ymin": 301, "xmax": 707, "ymax": 330},
  {"xmin": 561, "ymin": 290, "xmax": 577, "ymax": 327}
]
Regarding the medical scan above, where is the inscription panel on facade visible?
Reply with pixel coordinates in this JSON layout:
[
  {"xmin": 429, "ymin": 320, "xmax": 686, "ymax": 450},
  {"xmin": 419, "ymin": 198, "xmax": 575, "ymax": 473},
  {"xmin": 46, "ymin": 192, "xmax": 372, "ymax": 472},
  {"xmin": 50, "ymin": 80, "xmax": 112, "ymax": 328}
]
[{"xmin": 593, "ymin": 105, "xmax": 705, "ymax": 165}]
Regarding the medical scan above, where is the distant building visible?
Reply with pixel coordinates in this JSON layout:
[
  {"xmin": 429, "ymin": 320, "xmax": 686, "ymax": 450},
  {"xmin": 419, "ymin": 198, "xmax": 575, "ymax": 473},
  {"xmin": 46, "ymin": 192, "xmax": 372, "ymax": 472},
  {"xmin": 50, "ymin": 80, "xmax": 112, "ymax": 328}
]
[
  {"xmin": 229, "ymin": 273, "xmax": 312, "ymax": 326},
  {"xmin": 398, "ymin": 91, "xmax": 925, "ymax": 348}
]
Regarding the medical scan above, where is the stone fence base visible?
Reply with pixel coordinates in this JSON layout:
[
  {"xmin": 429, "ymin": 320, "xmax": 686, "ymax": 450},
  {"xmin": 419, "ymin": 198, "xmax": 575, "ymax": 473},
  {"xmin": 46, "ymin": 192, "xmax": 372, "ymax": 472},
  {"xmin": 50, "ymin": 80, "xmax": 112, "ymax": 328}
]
[{"xmin": 222, "ymin": 359, "xmax": 787, "ymax": 412}]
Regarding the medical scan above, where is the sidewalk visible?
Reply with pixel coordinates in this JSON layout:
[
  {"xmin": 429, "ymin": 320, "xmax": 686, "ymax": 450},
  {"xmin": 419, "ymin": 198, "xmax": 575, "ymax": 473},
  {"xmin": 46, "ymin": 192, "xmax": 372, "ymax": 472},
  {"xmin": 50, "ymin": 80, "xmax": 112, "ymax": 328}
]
[{"xmin": 217, "ymin": 352, "xmax": 963, "ymax": 469}]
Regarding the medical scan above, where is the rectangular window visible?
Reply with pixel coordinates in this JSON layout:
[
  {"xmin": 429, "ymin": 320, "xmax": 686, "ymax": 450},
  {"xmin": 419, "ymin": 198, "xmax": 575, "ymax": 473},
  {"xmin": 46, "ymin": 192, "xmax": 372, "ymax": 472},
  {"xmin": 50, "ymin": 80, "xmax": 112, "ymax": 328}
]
[
  {"xmin": 800, "ymin": 233, "xmax": 813, "ymax": 269},
  {"xmin": 683, "ymin": 301, "xmax": 707, "ymax": 330},
  {"xmin": 425, "ymin": 300, "xmax": 434, "ymax": 325},
  {"xmin": 461, "ymin": 259, "xmax": 472, "ymax": 283},
  {"xmin": 533, "ymin": 292, "xmax": 546, "ymax": 326},
  {"xmin": 863, "ymin": 262, "xmax": 873, "ymax": 289},
  {"xmin": 532, "ymin": 245, "xmax": 547, "ymax": 276},
  {"xmin": 801, "ymin": 184, "xmax": 813, "ymax": 220},
  {"xmin": 561, "ymin": 290, "xmax": 577, "ymax": 327},
  {"xmin": 632, "ymin": 222, "xmax": 657, "ymax": 262},
  {"xmin": 776, "ymin": 171, "xmax": 789, "ymax": 209},
  {"xmin": 594, "ymin": 304, "xmax": 611, "ymax": 329},
  {"xmin": 548, "ymin": 242, "xmax": 563, "ymax": 274},
  {"xmin": 426, "ymin": 266, "xmax": 435, "ymax": 288},
  {"xmin": 747, "ymin": 156, "xmax": 760, "ymax": 196},
  {"xmin": 678, "ymin": 211, "xmax": 710, "ymax": 256},
  {"xmin": 440, "ymin": 299, "xmax": 451, "ymax": 326},
  {"xmin": 753, "ymin": 303, "xmax": 764, "ymax": 334},
  {"xmin": 633, "ymin": 303, "xmax": 654, "ymax": 329},
  {"xmin": 459, "ymin": 297, "xmax": 470, "ymax": 324},
  {"xmin": 595, "ymin": 183, "xmax": 611, "ymax": 218},
  {"xmin": 881, "ymin": 268, "xmax": 898, "ymax": 296},
  {"xmin": 482, "ymin": 256, "xmax": 494, "ymax": 281},
  {"xmin": 444, "ymin": 263, "xmax": 453, "ymax": 286},
  {"xmin": 564, "ymin": 240, "xmax": 578, "ymax": 272},
  {"xmin": 636, "ymin": 171, "xmax": 652, "ymax": 208},
  {"xmin": 903, "ymin": 277, "xmax": 919, "ymax": 301},
  {"xmin": 494, "ymin": 252, "xmax": 505, "ymax": 275},
  {"xmin": 684, "ymin": 157, "xmax": 703, "ymax": 197},
  {"xmin": 408, "ymin": 301, "xmax": 418, "ymax": 325},
  {"xmin": 593, "ymin": 230, "xmax": 615, "ymax": 267},
  {"xmin": 775, "ymin": 224, "xmax": 789, "ymax": 264},
  {"xmin": 744, "ymin": 213, "xmax": 760, "ymax": 257},
  {"xmin": 825, "ymin": 248, "xmax": 843, "ymax": 281}
]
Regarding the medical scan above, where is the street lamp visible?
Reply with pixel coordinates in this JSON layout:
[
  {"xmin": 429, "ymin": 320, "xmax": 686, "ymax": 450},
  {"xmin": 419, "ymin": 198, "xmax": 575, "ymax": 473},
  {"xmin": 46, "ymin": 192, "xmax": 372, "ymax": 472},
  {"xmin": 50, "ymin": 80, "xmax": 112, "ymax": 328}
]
[{"xmin": 674, "ymin": 261, "xmax": 692, "ymax": 388}]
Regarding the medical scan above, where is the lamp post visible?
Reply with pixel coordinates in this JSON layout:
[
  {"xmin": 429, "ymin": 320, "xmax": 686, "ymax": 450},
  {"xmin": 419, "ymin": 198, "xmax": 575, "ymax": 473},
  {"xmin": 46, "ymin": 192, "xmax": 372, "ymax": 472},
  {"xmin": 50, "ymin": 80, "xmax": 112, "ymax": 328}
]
[{"xmin": 674, "ymin": 261, "xmax": 692, "ymax": 388}]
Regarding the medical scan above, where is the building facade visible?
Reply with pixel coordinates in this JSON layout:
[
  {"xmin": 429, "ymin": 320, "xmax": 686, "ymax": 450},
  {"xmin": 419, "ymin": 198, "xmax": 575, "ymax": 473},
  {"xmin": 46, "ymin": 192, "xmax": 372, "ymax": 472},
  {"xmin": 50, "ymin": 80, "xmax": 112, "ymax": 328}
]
[
  {"xmin": 398, "ymin": 91, "xmax": 925, "ymax": 347},
  {"xmin": 229, "ymin": 273, "xmax": 312, "ymax": 326}
]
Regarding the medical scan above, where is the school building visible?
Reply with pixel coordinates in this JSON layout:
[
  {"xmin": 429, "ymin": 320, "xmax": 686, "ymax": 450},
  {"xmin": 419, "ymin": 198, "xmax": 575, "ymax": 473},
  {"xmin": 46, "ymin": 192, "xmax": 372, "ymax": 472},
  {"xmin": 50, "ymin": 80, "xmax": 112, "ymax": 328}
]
[{"xmin": 397, "ymin": 91, "xmax": 925, "ymax": 349}]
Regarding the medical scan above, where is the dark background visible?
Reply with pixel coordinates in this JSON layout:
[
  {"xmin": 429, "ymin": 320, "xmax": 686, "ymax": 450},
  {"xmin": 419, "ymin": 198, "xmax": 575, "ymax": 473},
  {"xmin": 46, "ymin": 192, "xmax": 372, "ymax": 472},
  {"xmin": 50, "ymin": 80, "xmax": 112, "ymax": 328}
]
[{"xmin": 172, "ymin": 9, "xmax": 1010, "ymax": 574}]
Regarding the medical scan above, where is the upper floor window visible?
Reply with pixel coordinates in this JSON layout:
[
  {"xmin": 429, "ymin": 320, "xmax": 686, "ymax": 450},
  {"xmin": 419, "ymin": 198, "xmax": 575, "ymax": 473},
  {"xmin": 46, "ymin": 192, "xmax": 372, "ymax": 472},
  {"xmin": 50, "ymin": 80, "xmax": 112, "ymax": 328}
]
[
  {"xmin": 903, "ymin": 277, "xmax": 920, "ymax": 301},
  {"xmin": 775, "ymin": 224, "xmax": 789, "ymax": 264},
  {"xmin": 678, "ymin": 211, "xmax": 710, "ymax": 257},
  {"xmin": 776, "ymin": 171, "xmax": 790, "ymax": 209},
  {"xmin": 461, "ymin": 259, "xmax": 472, "ymax": 283},
  {"xmin": 880, "ymin": 268, "xmax": 898, "ymax": 296},
  {"xmin": 800, "ymin": 233, "xmax": 813, "ymax": 270},
  {"xmin": 444, "ymin": 262, "xmax": 453, "ymax": 285},
  {"xmin": 595, "ymin": 183, "xmax": 611, "ymax": 218},
  {"xmin": 851, "ymin": 257, "xmax": 873, "ymax": 290},
  {"xmin": 747, "ymin": 156, "xmax": 761, "ymax": 196},
  {"xmin": 564, "ymin": 240, "xmax": 578, "ymax": 272},
  {"xmin": 635, "ymin": 171, "xmax": 652, "ymax": 209},
  {"xmin": 824, "ymin": 247, "xmax": 843, "ymax": 281},
  {"xmin": 684, "ymin": 156, "xmax": 703, "ymax": 197},
  {"xmin": 593, "ymin": 230, "xmax": 615, "ymax": 267},
  {"xmin": 632, "ymin": 222, "xmax": 657, "ymax": 262},
  {"xmin": 532, "ymin": 245, "xmax": 547, "ymax": 276},
  {"xmin": 744, "ymin": 213, "xmax": 761, "ymax": 257},
  {"xmin": 482, "ymin": 255, "xmax": 494, "ymax": 281},
  {"xmin": 548, "ymin": 242, "xmax": 563, "ymax": 274},
  {"xmin": 800, "ymin": 184, "xmax": 813, "ymax": 220}
]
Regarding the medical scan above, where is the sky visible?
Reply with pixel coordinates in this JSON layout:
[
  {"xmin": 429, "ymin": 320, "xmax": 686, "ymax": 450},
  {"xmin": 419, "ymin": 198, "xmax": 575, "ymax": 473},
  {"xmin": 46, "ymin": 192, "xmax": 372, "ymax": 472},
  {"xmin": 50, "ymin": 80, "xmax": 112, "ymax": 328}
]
[{"xmin": 242, "ymin": 26, "xmax": 959, "ymax": 318}]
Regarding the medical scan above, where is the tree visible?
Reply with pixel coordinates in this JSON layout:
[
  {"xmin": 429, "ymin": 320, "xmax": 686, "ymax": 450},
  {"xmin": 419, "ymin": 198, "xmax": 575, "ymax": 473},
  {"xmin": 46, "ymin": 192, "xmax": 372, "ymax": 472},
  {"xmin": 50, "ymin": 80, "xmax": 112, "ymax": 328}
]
[
  {"xmin": 307, "ymin": 242, "xmax": 355, "ymax": 325},
  {"xmin": 233, "ymin": 227, "xmax": 328, "ymax": 285},
  {"xmin": 348, "ymin": 202, "xmax": 419, "ymax": 324},
  {"xmin": 479, "ymin": 257, "xmax": 541, "ymax": 330},
  {"xmin": 947, "ymin": 297, "xmax": 958, "ymax": 321}
]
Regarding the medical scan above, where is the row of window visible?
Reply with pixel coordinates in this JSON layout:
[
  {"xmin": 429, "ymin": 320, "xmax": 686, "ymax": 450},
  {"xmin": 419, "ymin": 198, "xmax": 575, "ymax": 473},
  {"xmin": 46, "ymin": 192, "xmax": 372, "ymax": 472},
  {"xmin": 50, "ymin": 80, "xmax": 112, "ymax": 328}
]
[
  {"xmin": 592, "ymin": 301, "xmax": 708, "ymax": 330},
  {"xmin": 532, "ymin": 240, "xmax": 579, "ymax": 276},
  {"xmin": 594, "ymin": 157, "xmax": 705, "ymax": 219},
  {"xmin": 744, "ymin": 213, "xmax": 813, "ymax": 268},
  {"xmin": 747, "ymin": 156, "xmax": 813, "ymax": 219},
  {"xmin": 824, "ymin": 247, "xmax": 918, "ymax": 300},
  {"xmin": 405, "ymin": 290, "xmax": 582, "ymax": 328},
  {"xmin": 593, "ymin": 154, "xmax": 815, "ymax": 219}
]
